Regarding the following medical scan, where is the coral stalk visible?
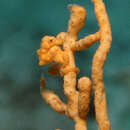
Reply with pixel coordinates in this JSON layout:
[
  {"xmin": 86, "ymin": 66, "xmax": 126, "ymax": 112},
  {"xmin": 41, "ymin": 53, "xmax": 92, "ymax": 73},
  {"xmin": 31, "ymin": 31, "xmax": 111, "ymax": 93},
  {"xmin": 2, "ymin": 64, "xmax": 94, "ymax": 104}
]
[{"xmin": 92, "ymin": 0, "xmax": 112, "ymax": 130}]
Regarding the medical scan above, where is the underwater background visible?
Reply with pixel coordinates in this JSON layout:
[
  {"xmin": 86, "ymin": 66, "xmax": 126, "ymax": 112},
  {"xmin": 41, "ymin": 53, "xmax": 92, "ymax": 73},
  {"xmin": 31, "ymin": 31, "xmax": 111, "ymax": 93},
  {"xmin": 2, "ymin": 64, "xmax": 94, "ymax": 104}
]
[{"xmin": 0, "ymin": 0, "xmax": 130, "ymax": 130}]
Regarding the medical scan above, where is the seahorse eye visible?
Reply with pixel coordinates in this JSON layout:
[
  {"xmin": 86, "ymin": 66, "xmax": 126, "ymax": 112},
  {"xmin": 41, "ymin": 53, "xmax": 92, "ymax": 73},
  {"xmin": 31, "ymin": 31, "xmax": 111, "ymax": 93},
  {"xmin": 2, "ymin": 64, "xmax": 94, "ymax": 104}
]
[{"xmin": 50, "ymin": 39, "xmax": 53, "ymax": 42}]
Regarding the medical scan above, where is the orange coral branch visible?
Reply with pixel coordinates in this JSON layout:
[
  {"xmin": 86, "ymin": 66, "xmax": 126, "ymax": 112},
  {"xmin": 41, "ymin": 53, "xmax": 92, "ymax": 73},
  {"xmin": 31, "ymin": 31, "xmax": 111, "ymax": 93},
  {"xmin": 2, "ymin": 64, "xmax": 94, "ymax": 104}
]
[
  {"xmin": 40, "ymin": 78, "xmax": 67, "ymax": 114},
  {"xmin": 71, "ymin": 31, "xmax": 100, "ymax": 51},
  {"xmin": 92, "ymin": 0, "xmax": 112, "ymax": 130},
  {"xmin": 67, "ymin": 4, "xmax": 87, "ymax": 39},
  {"xmin": 41, "ymin": 89, "xmax": 67, "ymax": 114},
  {"xmin": 78, "ymin": 77, "xmax": 91, "ymax": 119}
]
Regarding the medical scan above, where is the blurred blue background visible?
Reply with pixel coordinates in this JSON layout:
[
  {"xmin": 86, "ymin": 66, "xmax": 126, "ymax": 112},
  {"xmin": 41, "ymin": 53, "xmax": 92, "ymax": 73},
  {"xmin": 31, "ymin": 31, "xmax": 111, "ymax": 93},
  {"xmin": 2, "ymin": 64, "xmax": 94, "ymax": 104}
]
[{"xmin": 0, "ymin": 0, "xmax": 130, "ymax": 130}]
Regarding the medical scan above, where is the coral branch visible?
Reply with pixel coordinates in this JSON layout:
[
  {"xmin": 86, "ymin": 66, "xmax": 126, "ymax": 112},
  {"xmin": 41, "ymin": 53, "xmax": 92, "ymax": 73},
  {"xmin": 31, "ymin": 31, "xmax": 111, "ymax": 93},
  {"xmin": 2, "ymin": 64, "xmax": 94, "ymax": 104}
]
[
  {"xmin": 78, "ymin": 77, "xmax": 91, "ymax": 119},
  {"xmin": 92, "ymin": 0, "xmax": 112, "ymax": 130},
  {"xmin": 67, "ymin": 4, "xmax": 87, "ymax": 39},
  {"xmin": 41, "ymin": 89, "xmax": 67, "ymax": 114},
  {"xmin": 40, "ymin": 79, "xmax": 67, "ymax": 114},
  {"xmin": 63, "ymin": 72, "xmax": 78, "ymax": 119},
  {"xmin": 72, "ymin": 31, "xmax": 100, "ymax": 51},
  {"xmin": 74, "ymin": 117, "xmax": 87, "ymax": 130}
]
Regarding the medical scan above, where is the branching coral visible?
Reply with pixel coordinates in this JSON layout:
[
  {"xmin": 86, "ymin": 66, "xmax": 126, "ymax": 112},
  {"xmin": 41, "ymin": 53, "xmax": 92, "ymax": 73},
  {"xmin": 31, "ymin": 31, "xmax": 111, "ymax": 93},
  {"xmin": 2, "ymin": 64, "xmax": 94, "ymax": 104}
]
[{"xmin": 37, "ymin": 0, "xmax": 112, "ymax": 130}]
